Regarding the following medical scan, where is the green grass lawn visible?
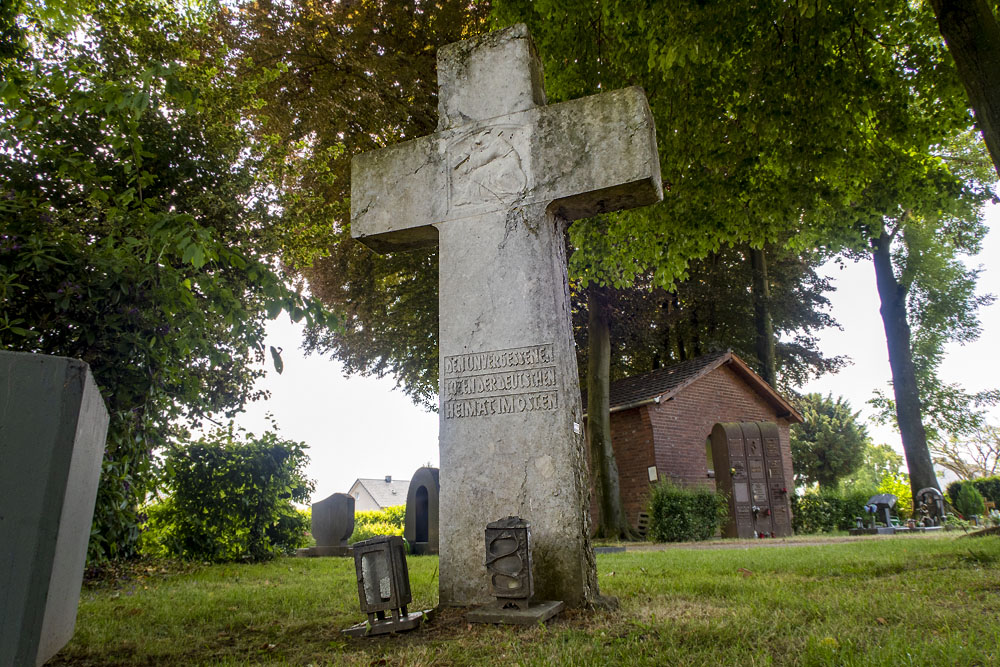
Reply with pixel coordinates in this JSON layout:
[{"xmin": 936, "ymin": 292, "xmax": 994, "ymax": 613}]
[{"xmin": 53, "ymin": 534, "xmax": 1000, "ymax": 666}]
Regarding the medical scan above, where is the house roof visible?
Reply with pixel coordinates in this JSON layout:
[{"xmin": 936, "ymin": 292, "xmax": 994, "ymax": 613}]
[
  {"xmin": 598, "ymin": 350, "xmax": 803, "ymax": 423},
  {"xmin": 350, "ymin": 478, "xmax": 411, "ymax": 509}
]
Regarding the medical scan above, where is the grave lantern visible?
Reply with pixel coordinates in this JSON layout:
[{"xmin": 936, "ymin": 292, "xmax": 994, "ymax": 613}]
[
  {"xmin": 343, "ymin": 535, "xmax": 430, "ymax": 637},
  {"xmin": 466, "ymin": 516, "xmax": 565, "ymax": 625},
  {"xmin": 484, "ymin": 516, "xmax": 534, "ymax": 610}
]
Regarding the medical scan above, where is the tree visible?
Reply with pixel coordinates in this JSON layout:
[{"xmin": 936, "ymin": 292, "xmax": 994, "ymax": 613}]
[
  {"xmin": 218, "ymin": 0, "xmax": 489, "ymax": 409},
  {"xmin": 572, "ymin": 244, "xmax": 844, "ymax": 394},
  {"xmin": 838, "ymin": 443, "xmax": 906, "ymax": 494},
  {"xmin": 931, "ymin": 425, "xmax": 1000, "ymax": 480},
  {"xmin": 928, "ymin": 0, "xmax": 1000, "ymax": 178},
  {"xmin": 791, "ymin": 393, "xmax": 871, "ymax": 489},
  {"xmin": 143, "ymin": 423, "xmax": 313, "ymax": 562},
  {"xmin": 1, "ymin": 0, "xmax": 332, "ymax": 560}
]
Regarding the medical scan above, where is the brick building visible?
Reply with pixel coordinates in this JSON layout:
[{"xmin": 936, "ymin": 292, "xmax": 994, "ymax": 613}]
[{"xmin": 591, "ymin": 350, "xmax": 803, "ymax": 531}]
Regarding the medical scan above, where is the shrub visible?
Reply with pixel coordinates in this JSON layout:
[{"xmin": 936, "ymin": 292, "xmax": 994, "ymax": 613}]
[
  {"xmin": 876, "ymin": 472, "xmax": 912, "ymax": 519},
  {"xmin": 349, "ymin": 505, "xmax": 406, "ymax": 544},
  {"xmin": 972, "ymin": 476, "xmax": 1000, "ymax": 506},
  {"xmin": 647, "ymin": 482, "xmax": 727, "ymax": 542},
  {"xmin": 954, "ymin": 482, "xmax": 986, "ymax": 518},
  {"xmin": 945, "ymin": 480, "xmax": 964, "ymax": 506},
  {"xmin": 791, "ymin": 493, "xmax": 838, "ymax": 534},
  {"xmin": 791, "ymin": 488, "xmax": 878, "ymax": 534},
  {"xmin": 142, "ymin": 425, "xmax": 313, "ymax": 562}
]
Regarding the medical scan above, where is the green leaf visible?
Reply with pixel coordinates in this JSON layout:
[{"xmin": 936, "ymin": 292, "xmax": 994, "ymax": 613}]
[{"xmin": 269, "ymin": 346, "xmax": 284, "ymax": 374}]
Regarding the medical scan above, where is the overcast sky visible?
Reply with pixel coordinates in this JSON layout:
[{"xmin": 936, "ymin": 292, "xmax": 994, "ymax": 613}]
[{"xmin": 234, "ymin": 200, "xmax": 1000, "ymax": 503}]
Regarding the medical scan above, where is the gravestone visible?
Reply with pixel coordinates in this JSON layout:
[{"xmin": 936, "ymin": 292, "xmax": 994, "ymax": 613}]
[
  {"xmin": 1, "ymin": 352, "xmax": 109, "ymax": 666},
  {"xmin": 351, "ymin": 24, "xmax": 661, "ymax": 606},
  {"xmin": 403, "ymin": 467, "xmax": 440, "ymax": 555},
  {"xmin": 298, "ymin": 492, "xmax": 354, "ymax": 557}
]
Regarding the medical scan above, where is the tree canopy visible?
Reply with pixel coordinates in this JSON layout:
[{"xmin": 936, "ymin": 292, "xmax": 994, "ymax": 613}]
[
  {"xmin": 791, "ymin": 393, "xmax": 871, "ymax": 489},
  {"xmin": 0, "ymin": 0, "xmax": 333, "ymax": 560}
]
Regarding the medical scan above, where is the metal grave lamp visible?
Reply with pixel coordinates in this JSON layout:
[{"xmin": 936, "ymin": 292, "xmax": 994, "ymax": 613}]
[
  {"xmin": 467, "ymin": 516, "xmax": 565, "ymax": 625},
  {"xmin": 342, "ymin": 535, "xmax": 432, "ymax": 637}
]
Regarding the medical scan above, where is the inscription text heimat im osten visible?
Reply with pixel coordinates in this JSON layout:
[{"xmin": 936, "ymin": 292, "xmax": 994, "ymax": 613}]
[{"xmin": 443, "ymin": 343, "xmax": 559, "ymax": 419}]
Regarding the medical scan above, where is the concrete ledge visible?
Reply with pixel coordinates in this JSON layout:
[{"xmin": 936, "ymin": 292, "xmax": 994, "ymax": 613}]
[
  {"xmin": 296, "ymin": 545, "xmax": 352, "ymax": 558},
  {"xmin": 342, "ymin": 609, "xmax": 434, "ymax": 637},
  {"xmin": 467, "ymin": 600, "xmax": 564, "ymax": 625}
]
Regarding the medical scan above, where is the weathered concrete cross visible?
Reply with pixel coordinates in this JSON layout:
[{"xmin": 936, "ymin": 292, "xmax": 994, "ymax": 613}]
[{"xmin": 351, "ymin": 24, "xmax": 661, "ymax": 607}]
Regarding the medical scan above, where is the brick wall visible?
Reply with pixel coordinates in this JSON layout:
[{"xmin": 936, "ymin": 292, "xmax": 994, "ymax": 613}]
[{"xmin": 601, "ymin": 362, "xmax": 795, "ymax": 530}]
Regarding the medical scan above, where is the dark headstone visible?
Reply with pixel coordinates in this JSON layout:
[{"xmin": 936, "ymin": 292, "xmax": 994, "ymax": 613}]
[
  {"xmin": 403, "ymin": 467, "xmax": 440, "ymax": 555},
  {"xmin": 1, "ymin": 352, "xmax": 109, "ymax": 666},
  {"xmin": 298, "ymin": 492, "xmax": 354, "ymax": 557}
]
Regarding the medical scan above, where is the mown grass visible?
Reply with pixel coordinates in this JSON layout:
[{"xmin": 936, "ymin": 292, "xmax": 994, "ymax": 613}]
[{"xmin": 53, "ymin": 534, "xmax": 1000, "ymax": 666}]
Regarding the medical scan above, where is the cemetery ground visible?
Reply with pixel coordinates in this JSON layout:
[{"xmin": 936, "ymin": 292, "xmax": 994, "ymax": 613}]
[{"xmin": 54, "ymin": 534, "xmax": 999, "ymax": 666}]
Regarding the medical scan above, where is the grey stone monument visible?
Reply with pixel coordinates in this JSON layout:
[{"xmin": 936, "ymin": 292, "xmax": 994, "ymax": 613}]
[
  {"xmin": 403, "ymin": 467, "xmax": 440, "ymax": 555},
  {"xmin": 351, "ymin": 24, "xmax": 661, "ymax": 607},
  {"xmin": 1, "ymin": 352, "xmax": 110, "ymax": 666},
  {"xmin": 297, "ymin": 492, "xmax": 355, "ymax": 557}
]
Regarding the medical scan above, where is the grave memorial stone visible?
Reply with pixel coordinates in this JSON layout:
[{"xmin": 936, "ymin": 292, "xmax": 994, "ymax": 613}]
[
  {"xmin": 1, "ymin": 352, "xmax": 110, "ymax": 667},
  {"xmin": 403, "ymin": 467, "xmax": 440, "ymax": 555},
  {"xmin": 297, "ymin": 492, "xmax": 354, "ymax": 557},
  {"xmin": 351, "ymin": 24, "xmax": 662, "ymax": 607}
]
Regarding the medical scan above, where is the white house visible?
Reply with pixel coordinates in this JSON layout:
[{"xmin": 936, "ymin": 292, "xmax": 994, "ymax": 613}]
[{"xmin": 347, "ymin": 476, "xmax": 410, "ymax": 512}]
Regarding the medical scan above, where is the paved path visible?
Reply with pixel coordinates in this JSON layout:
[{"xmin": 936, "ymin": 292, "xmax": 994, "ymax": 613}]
[{"xmin": 599, "ymin": 532, "xmax": 961, "ymax": 553}]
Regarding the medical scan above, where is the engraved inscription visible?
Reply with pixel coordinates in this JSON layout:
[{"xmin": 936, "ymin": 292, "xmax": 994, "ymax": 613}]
[
  {"xmin": 443, "ymin": 343, "xmax": 558, "ymax": 419},
  {"xmin": 448, "ymin": 126, "xmax": 528, "ymax": 211},
  {"xmin": 445, "ymin": 366, "xmax": 557, "ymax": 399}
]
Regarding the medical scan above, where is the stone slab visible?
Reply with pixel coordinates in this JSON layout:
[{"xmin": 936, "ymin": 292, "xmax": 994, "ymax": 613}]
[
  {"xmin": 341, "ymin": 609, "xmax": 434, "ymax": 637},
  {"xmin": 296, "ymin": 545, "xmax": 353, "ymax": 558},
  {"xmin": 593, "ymin": 546, "xmax": 626, "ymax": 554},
  {"xmin": 466, "ymin": 600, "xmax": 565, "ymax": 625},
  {"xmin": 0, "ymin": 352, "xmax": 109, "ymax": 667}
]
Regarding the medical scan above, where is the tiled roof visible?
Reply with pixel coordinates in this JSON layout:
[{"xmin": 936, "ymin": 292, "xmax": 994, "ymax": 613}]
[
  {"xmin": 606, "ymin": 350, "xmax": 730, "ymax": 408},
  {"xmin": 354, "ymin": 478, "xmax": 410, "ymax": 509},
  {"xmin": 584, "ymin": 350, "xmax": 802, "ymax": 422}
]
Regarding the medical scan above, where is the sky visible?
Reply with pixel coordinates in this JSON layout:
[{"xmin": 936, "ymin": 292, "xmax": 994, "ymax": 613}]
[{"xmin": 235, "ymin": 200, "xmax": 1000, "ymax": 504}]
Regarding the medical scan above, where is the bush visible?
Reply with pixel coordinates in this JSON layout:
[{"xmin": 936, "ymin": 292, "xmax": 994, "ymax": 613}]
[
  {"xmin": 972, "ymin": 476, "xmax": 1000, "ymax": 506},
  {"xmin": 141, "ymin": 425, "xmax": 314, "ymax": 562},
  {"xmin": 791, "ymin": 488, "xmax": 878, "ymax": 534},
  {"xmin": 876, "ymin": 472, "xmax": 911, "ymax": 519},
  {"xmin": 647, "ymin": 482, "xmax": 727, "ymax": 542},
  {"xmin": 791, "ymin": 493, "xmax": 837, "ymax": 534},
  {"xmin": 954, "ymin": 482, "xmax": 986, "ymax": 518},
  {"xmin": 945, "ymin": 480, "xmax": 964, "ymax": 506},
  {"xmin": 349, "ymin": 505, "xmax": 406, "ymax": 544}
]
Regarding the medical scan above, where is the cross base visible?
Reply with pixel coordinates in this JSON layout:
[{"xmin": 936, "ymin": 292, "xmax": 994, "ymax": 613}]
[{"xmin": 466, "ymin": 599, "xmax": 565, "ymax": 625}]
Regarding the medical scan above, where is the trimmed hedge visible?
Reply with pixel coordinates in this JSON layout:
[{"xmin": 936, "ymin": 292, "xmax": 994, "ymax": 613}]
[
  {"xmin": 947, "ymin": 476, "xmax": 1000, "ymax": 509},
  {"xmin": 349, "ymin": 505, "xmax": 405, "ymax": 544},
  {"xmin": 648, "ymin": 482, "xmax": 727, "ymax": 542},
  {"xmin": 791, "ymin": 489, "xmax": 876, "ymax": 534}
]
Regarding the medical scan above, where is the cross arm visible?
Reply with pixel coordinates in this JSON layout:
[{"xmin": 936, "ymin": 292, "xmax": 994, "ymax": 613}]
[
  {"xmin": 534, "ymin": 86, "xmax": 662, "ymax": 220},
  {"xmin": 350, "ymin": 86, "xmax": 662, "ymax": 253}
]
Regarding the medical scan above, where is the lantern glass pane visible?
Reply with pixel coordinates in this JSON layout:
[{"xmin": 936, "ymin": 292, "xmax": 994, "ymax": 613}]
[{"xmin": 361, "ymin": 551, "xmax": 392, "ymax": 605}]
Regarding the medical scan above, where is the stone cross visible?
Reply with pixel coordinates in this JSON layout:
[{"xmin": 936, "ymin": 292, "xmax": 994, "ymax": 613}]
[{"xmin": 351, "ymin": 24, "xmax": 661, "ymax": 607}]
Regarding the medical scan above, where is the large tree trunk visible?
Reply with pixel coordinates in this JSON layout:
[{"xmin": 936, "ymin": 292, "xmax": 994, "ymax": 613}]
[
  {"xmin": 929, "ymin": 0, "xmax": 1000, "ymax": 179},
  {"xmin": 871, "ymin": 230, "xmax": 942, "ymax": 499},
  {"xmin": 749, "ymin": 246, "xmax": 777, "ymax": 386},
  {"xmin": 586, "ymin": 285, "xmax": 634, "ymax": 539}
]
